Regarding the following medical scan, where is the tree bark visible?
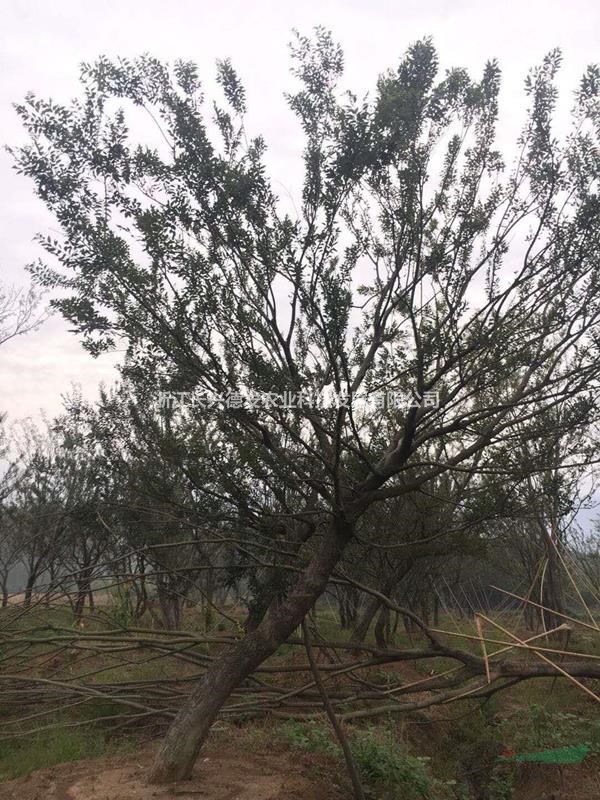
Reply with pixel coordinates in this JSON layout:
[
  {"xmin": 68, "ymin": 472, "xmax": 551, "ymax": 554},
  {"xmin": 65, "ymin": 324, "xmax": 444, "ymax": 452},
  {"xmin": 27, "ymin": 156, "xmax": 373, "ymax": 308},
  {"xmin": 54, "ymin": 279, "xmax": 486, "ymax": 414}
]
[
  {"xmin": 23, "ymin": 572, "xmax": 37, "ymax": 608},
  {"xmin": 351, "ymin": 595, "xmax": 382, "ymax": 644},
  {"xmin": 337, "ymin": 585, "xmax": 359, "ymax": 629},
  {"xmin": 149, "ymin": 520, "xmax": 351, "ymax": 784},
  {"xmin": 156, "ymin": 580, "xmax": 184, "ymax": 630},
  {"xmin": 203, "ymin": 566, "xmax": 215, "ymax": 631}
]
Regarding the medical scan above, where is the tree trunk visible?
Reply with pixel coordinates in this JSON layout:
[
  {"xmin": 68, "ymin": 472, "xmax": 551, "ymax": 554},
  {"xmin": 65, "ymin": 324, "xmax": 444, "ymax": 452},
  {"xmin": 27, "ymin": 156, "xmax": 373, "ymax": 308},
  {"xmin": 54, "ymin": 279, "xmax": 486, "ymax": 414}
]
[
  {"xmin": 542, "ymin": 534, "xmax": 565, "ymax": 634},
  {"xmin": 526, "ymin": 603, "xmax": 538, "ymax": 632},
  {"xmin": 337, "ymin": 586, "xmax": 348, "ymax": 629},
  {"xmin": 157, "ymin": 580, "xmax": 184, "ymax": 630},
  {"xmin": 243, "ymin": 601, "xmax": 266, "ymax": 633},
  {"xmin": 149, "ymin": 520, "xmax": 351, "ymax": 783},
  {"xmin": 133, "ymin": 559, "xmax": 148, "ymax": 620},
  {"xmin": 351, "ymin": 595, "xmax": 382, "ymax": 644},
  {"xmin": 74, "ymin": 581, "xmax": 88, "ymax": 620},
  {"xmin": 43, "ymin": 564, "xmax": 56, "ymax": 607},
  {"xmin": 23, "ymin": 572, "xmax": 37, "ymax": 608},
  {"xmin": 204, "ymin": 567, "xmax": 215, "ymax": 631},
  {"xmin": 351, "ymin": 577, "xmax": 396, "ymax": 644},
  {"xmin": 374, "ymin": 606, "xmax": 389, "ymax": 649},
  {"xmin": 337, "ymin": 585, "xmax": 359, "ymax": 629}
]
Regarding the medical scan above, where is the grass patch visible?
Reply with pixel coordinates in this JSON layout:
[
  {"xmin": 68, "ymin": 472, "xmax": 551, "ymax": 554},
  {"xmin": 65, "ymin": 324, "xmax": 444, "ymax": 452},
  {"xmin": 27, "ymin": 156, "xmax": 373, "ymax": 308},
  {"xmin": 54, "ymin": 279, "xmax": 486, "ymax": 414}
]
[
  {"xmin": 0, "ymin": 724, "xmax": 114, "ymax": 782},
  {"xmin": 0, "ymin": 697, "xmax": 140, "ymax": 783}
]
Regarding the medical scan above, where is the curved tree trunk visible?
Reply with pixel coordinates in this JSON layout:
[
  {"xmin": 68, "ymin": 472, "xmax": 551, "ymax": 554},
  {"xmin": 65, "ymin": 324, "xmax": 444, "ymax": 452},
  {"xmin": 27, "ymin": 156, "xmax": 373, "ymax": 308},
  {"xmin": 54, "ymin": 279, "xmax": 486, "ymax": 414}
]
[
  {"xmin": 149, "ymin": 520, "xmax": 351, "ymax": 784},
  {"xmin": 351, "ymin": 574, "xmax": 401, "ymax": 644},
  {"xmin": 23, "ymin": 571, "xmax": 37, "ymax": 608},
  {"xmin": 351, "ymin": 595, "xmax": 382, "ymax": 644},
  {"xmin": 337, "ymin": 584, "xmax": 359, "ymax": 629}
]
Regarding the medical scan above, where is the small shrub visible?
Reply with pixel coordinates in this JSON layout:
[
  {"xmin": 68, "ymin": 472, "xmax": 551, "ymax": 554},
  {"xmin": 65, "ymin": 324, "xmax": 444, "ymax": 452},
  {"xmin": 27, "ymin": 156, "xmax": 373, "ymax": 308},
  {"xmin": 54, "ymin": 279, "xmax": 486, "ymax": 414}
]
[
  {"xmin": 488, "ymin": 763, "xmax": 516, "ymax": 800},
  {"xmin": 107, "ymin": 592, "xmax": 133, "ymax": 628},
  {"xmin": 280, "ymin": 719, "xmax": 339, "ymax": 755},
  {"xmin": 443, "ymin": 706, "xmax": 507, "ymax": 800},
  {"xmin": 350, "ymin": 728, "xmax": 434, "ymax": 800},
  {"xmin": 279, "ymin": 721, "xmax": 442, "ymax": 799}
]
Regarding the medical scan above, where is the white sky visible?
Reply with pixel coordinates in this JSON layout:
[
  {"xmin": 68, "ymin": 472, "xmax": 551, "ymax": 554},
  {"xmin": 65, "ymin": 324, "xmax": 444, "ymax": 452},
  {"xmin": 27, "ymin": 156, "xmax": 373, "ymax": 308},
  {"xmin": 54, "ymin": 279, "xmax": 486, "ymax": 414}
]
[{"xmin": 1, "ymin": 0, "xmax": 599, "ymax": 426}]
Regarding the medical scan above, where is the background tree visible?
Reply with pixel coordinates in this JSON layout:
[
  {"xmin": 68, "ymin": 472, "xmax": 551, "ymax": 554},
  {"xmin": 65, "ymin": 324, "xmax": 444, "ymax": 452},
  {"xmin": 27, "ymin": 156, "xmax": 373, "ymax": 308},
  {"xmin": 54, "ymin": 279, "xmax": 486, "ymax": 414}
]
[{"xmin": 0, "ymin": 280, "xmax": 45, "ymax": 348}]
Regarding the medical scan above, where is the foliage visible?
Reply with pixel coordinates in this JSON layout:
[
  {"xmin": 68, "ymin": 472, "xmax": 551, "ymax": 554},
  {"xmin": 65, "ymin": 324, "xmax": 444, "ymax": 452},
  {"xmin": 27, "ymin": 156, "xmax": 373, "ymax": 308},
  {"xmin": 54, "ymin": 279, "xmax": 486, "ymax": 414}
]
[
  {"xmin": 280, "ymin": 719, "xmax": 340, "ymax": 756},
  {"xmin": 505, "ymin": 703, "xmax": 600, "ymax": 755},
  {"xmin": 281, "ymin": 720, "xmax": 444, "ymax": 799}
]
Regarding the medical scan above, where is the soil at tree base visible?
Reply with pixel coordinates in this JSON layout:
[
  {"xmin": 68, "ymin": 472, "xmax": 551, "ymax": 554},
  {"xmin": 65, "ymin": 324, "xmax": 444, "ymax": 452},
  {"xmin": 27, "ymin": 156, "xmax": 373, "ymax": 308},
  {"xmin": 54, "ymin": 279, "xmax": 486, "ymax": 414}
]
[{"xmin": 0, "ymin": 743, "xmax": 344, "ymax": 800}]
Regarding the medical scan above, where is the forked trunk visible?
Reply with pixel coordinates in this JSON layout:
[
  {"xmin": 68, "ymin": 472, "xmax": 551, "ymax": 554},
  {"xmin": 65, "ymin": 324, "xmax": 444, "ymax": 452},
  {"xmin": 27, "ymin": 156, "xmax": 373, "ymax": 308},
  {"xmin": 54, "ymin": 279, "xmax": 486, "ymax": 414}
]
[
  {"xmin": 351, "ymin": 595, "xmax": 382, "ymax": 643},
  {"xmin": 374, "ymin": 605, "xmax": 390, "ymax": 648},
  {"xmin": 149, "ymin": 520, "xmax": 351, "ymax": 783}
]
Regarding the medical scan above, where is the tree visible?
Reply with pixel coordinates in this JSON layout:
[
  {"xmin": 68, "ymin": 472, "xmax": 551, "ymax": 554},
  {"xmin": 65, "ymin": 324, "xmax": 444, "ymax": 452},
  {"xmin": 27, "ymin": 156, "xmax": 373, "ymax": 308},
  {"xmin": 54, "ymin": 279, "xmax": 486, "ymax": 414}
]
[
  {"xmin": 12, "ymin": 32, "xmax": 600, "ymax": 782},
  {"xmin": 0, "ymin": 510, "xmax": 20, "ymax": 607},
  {"xmin": 6, "ymin": 423, "xmax": 69, "ymax": 606},
  {"xmin": 0, "ymin": 279, "xmax": 46, "ymax": 505},
  {"xmin": 0, "ymin": 281, "xmax": 45, "ymax": 348},
  {"xmin": 51, "ymin": 401, "xmax": 116, "ymax": 618},
  {"xmin": 70, "ymin": 382, "xmax": 230, "ymax": 630},
  {"xmin": 486, "ymin": 403, "xmax": 597, "ymax": 631}
]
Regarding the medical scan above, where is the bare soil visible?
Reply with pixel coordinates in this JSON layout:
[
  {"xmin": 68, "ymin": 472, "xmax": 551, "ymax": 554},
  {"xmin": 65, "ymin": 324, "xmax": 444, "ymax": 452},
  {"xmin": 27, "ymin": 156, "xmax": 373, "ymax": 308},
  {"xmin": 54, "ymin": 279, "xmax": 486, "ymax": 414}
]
[
  {"xmin": 514, "ymin": 760, "xmax": 600, "ymax": 800},
  {"xmin": 0, "ymin": 743, "xmax": 344, "ymax": 800}
]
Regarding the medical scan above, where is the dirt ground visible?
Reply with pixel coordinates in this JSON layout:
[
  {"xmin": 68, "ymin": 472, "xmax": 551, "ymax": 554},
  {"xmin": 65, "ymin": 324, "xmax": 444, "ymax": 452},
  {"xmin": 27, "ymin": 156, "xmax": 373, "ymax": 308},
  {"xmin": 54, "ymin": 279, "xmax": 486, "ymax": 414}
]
[
  {"xmin": 0, "ymin": 743, "xmax": 344, "ymax": 800},
  {"xmin": 0, "ymin": 740, "xmax": 598, "ymax": 800},
  {"xmin": 515, "ymin": 761, "xmax": 600, "ymax": 800}
]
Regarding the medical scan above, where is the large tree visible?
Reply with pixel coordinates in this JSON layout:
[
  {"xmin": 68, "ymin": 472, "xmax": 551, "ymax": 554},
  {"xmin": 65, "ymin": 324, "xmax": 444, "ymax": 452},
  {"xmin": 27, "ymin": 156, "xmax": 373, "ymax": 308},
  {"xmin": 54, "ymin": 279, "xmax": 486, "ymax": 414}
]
[{"xmin": 12, "ymin": 31, "xmax": 600, "ymax": 781}]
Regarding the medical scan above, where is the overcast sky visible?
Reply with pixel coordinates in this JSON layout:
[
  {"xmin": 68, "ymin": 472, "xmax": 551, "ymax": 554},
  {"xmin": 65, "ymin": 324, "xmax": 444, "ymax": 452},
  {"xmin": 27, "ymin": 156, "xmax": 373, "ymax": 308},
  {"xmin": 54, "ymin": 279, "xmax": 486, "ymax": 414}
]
[{"xmin": 1, "ymin": 0, "xmax": 599, "ymax": 427}]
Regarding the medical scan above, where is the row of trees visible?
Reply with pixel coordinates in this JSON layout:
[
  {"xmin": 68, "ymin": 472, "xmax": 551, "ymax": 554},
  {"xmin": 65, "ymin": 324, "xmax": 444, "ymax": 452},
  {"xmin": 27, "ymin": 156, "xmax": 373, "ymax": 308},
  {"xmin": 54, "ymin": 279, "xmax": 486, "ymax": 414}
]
[{"xmin": 1, "ymin": 383, "xmax": 597, "ymax": 621}]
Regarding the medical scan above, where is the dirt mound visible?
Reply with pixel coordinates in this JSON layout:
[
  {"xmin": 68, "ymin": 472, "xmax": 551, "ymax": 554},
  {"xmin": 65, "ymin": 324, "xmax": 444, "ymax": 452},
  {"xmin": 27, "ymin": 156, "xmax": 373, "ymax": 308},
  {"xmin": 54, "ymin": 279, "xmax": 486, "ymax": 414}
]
[{"xmin": 0, "ymin": 744, "xmax": 343, "ymax": 800}]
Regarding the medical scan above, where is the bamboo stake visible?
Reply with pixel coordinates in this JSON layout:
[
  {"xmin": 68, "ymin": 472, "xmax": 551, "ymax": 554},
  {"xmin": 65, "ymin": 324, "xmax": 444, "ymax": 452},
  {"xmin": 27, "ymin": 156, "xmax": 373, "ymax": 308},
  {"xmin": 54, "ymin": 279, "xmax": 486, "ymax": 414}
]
[
  {"xmin": 475, "ymin": 615, "xmax": 491, "ymax": 684},
  {"xmin": 477, "ymin": 613, "xmax": 600, "ymax": 705}
]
